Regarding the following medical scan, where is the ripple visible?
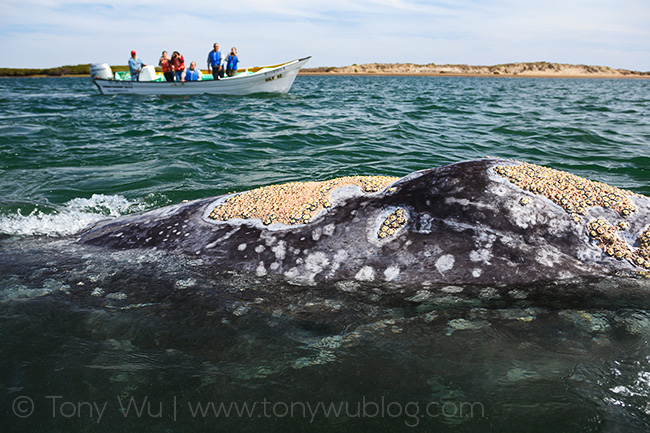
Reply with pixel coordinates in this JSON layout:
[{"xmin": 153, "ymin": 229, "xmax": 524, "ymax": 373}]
[{"xmin": 0, "ymin": 75, "xmax": 648, "ymax": 210}]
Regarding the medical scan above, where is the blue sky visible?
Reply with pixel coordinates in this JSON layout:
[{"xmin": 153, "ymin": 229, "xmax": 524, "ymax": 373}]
[{"xmin": 1, "ymin": 0, "xmax": 649, "ymax": 71}]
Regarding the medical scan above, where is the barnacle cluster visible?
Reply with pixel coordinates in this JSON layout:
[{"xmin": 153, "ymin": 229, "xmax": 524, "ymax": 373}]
[
  {"xmin": 493, "ymin": 160, "xmax": 650, "ymax": 270},
  {"xmin": 587, "ymin": 219, "xmax": 631, "ymax": 260},
  {"xmin": 587, "ymin": 220, "xmax": 650, "ymax": 269},
  {"xmin": 208, "ymin": 175, "xmax": 398, "ymax": 225},
  {"xmin": 638, "ymin": 227, "xmax": 650, "ymax": 267},
  {"xmin": 378, "ymin": 208, "xmax": 407, "ymax": 239},
  {"xmin": 494, "ymin": 161, "xmax": 638, "ymax": 221}
]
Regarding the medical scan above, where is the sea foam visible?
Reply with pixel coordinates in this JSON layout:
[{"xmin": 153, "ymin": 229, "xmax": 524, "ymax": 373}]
[{"xmin": 0, "ymin": 194, "xmax": 147, "ymax": 237}]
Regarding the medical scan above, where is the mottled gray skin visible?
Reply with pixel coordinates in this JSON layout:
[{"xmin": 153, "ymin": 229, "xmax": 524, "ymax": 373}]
[{"xmin": 79, "ymin": 159, "xmax": 650, "ymax": 286}]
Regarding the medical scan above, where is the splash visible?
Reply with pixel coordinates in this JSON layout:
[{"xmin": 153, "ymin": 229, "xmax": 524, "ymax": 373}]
[{"xmin": 0, "ymin": 194, "xmax": 148, "ymax": 237}]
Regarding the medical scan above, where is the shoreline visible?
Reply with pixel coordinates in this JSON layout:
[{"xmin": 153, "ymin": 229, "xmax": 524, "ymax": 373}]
[
  {"xmin": 298, "ymin": 71, "xmax": 650, "ymax": 79},
  {"xmin": 299, "ymin": 61, "xmax": 650, "ymax": 79},
  {"xmin": 2, "ymin": 72, "xmax": 647, "ymax": 80},
  {"xmin": 2, "ymin": 61, "xmax": 648, "ymax": 79}
]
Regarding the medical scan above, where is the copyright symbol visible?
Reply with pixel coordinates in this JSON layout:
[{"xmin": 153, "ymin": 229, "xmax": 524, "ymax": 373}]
[{"xmin": 12, "ymin": 396, "xmax": 34, "ymax": 418}]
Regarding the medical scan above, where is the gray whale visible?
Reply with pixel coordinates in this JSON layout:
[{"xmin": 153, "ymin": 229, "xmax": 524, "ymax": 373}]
[{"xmin": 79, "ymin": 159, "xmax": 650, "ymax": 286}]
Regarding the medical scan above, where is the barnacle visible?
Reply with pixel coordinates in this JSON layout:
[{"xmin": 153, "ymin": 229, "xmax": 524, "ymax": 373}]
[
  {"xmin": 494, "ymin": 160, "xmax": 650, "ymax": 270},
  {"xmin": 585, "ymin": 219, "xmax": 650, "ymax": 269},
  {"xmin": 494, "ymin": 161, "xmax": 640, "ymax": 219},
  {"xmin": 377, "ymin": 208, "xmax": 408, "ymax": 239},
  {"xmin": 208, "ymin": 175, "xmax": 398, "ymax": 225}
]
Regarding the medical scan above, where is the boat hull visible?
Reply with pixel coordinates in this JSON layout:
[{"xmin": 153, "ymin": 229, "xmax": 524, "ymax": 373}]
[{"xmin": 93, "ymin": 57, "xmax": 310, "ymax": 96}]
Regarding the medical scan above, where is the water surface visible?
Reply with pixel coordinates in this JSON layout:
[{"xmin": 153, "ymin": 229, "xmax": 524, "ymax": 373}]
[{"xmin": 1, "ymin": 75, "xmax": 650, "ymax": 432}]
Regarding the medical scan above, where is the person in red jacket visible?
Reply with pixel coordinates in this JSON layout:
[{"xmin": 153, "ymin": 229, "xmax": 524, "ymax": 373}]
[
  {"xmin": 171, "ymin": 51, "xmax": 186, "ymax": 82},
  {"xmin": 159, "ymin": 51, "xmax": 174, "ymax": 82}
]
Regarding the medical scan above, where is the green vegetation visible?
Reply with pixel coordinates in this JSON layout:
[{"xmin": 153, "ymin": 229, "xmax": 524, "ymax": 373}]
[
  {"xmin": 0, "ymin": 64, "xmax": 161, "ymax": 77},
  {"xmin": 301, "ymin": 66, "xmax": 338, "ymax": 73},
  {"xmin": 0, "ymin": 64, "xmax": 92, "ymax": 77}
]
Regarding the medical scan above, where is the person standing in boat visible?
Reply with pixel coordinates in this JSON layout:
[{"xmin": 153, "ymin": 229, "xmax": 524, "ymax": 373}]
[
  {"xmin": 207, "ymin": 43, "xmax": 224, "ymax": 80},
  {"xmin": 128, "ymin": 50, "xmax": 146, "ymax": 81},
  {"xmin": 185, "ymin": 62, "xmax": 202, "ymax": 81},
  {"xmin": 171, "ymin": 51, "xmax": 186, "ymax": 82},
  {"xmin": 225, "ymin": 47, "xmax": 239, "ymax": 77},
  {"xmin": 159, "ymin": 51, "xmax": 174, "ymax": 82}
]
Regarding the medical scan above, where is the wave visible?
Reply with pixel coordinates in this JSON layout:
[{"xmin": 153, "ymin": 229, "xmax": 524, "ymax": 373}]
[{"xmin": 0, "ymin": 194, "xmax": 147, "ymax": 237}]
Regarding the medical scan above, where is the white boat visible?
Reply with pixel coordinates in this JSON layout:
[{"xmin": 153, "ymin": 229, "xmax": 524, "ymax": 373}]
[{"xmin": 90, "ymin": 57, "xmax": 311, "ymax": 96}]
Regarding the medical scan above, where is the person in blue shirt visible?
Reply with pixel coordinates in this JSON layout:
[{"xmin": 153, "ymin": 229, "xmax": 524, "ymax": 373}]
[
  {"xmin": 207, "ymin": 43, "xmax": 224, "ymax": 80},
  {"xmin": 225, "ymin": 47, "xmax": 239, "ymax": 77},
  {"xmin": 128, "ymin": 50, "xmax": 146, "ymax": 81},
  {"xmin": 185, "ymin": 62, "xmax": 202, "ymax": 81}
]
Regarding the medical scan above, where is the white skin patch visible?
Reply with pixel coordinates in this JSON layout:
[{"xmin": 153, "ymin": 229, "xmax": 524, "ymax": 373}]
[
  {"xmin": 472, "ymin": 269, "xmax": 483, "ymax": 278},
  {"xmin": 238, "ymin": 243, "xmax": 247, "ymax": 251},
  {"xmin": 256, "ymin": 262, "xmax": 267, "ymax": 276},
  {"xmin": 305, "ymin": 252, "xmax": 330, "ymax": 274},
  {"xmin": 470, "ymin": 249, "xmax": 492, "ymax": 263},
  {"xmin": 416, "ymin": 214, "xmax": 432, "ymax": 234},
  {"xmin": 536, "ymin": 248, "xmax": 561, "ymax": 267},
  {"xmin": 327, "ymin": 250, "xmax": 349, "ymax": 277},
  {"xmin": 475, "ymin": 230, "xmax": 496, "ymax": 247},
  {"xmin": 355, "ymin": 266, "xmax": 375, "ymax": 281},
  {"xmin": 435, "ymin": 254, "xmax": 455, "ymax": 274},
  {"xmin": 445, "ymin": 197, "xmax": 471, "ymax": 207},
  {"xmin": 384, "ymin": 266, "xmax": 400, "ymax": 281},
  {"xmin": 272, "ymin": 241, "xmax": 286, "ymax": 260},
  {"xmin": 491, "ymin": 184, "xmax": 510, "ymax": 197},
  {"xmin": 255, "ymin": 245, "xmax": 265, "ymax": 253},
  {"xmin": 333, "ymin": 250, "xmax": 348, "ymax": 263},
  {"xmin": 323, "ymin": 224, "xmax": 336, "ymax": 236},
  {"xmin": 508, "ymin": 201, "xmax": 537, "ymax": 229}
]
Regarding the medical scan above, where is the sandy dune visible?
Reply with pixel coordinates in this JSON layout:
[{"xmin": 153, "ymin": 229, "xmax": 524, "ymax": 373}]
[{"xmin": 301, "ymin": 62, "xmax": 649, "ymax": 78}]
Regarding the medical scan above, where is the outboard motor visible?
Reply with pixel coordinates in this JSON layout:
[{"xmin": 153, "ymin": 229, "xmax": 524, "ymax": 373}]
[{"xmin": 89, "ymin": 63, "xmax": 114, "ymax": 80}]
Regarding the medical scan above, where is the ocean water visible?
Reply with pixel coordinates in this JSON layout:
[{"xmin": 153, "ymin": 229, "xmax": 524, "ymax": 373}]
[{"xmin": 1, "ymin": 75, "xmax": 650, "ymax": 432}]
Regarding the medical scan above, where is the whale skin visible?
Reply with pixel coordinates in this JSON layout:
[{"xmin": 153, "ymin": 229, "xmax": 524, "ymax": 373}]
[{"xmin": 79, "ymin": 159, "xmax": 650, "ymax": 286}]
